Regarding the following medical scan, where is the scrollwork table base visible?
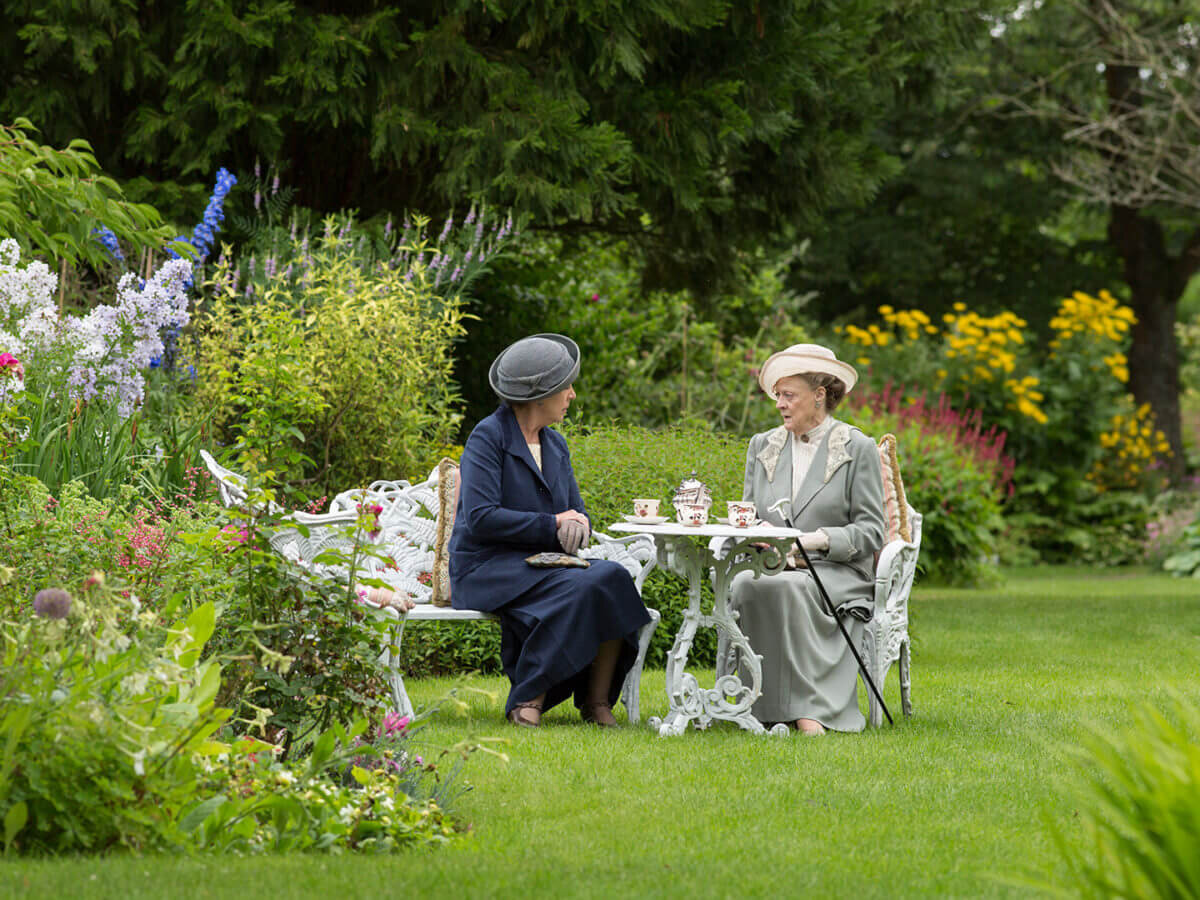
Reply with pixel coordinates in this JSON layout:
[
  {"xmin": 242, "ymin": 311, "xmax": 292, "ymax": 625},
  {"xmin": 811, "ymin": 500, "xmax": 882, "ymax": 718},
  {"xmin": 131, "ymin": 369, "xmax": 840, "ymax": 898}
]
[{"xmin": 610, "ymin": 521, "xmax": 810, "ymax": 737}]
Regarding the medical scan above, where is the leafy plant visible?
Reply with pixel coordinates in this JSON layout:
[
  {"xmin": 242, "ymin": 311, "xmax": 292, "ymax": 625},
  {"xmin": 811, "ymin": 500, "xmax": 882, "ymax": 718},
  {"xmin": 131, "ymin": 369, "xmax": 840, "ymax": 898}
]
[
  {"xmin": 191, "ymin": 218, "xmax": 471, "ymax": 493},
  {"xmin": 0, "ymin": 576, "xmax": 229, "ymax": 854},
  {"xmin": 839, "ymin": 291, "xmax": 1166, "ymax": 563},
  {"xmin": 0, "ymin": 118, "xmax": 180, "ymax": 268},
  {"xmin": 1161, "ymin": 514, "xmax": 1200, "ymax": 579},
  {"xmin": 842, "ymin": 387, "xmax": 1009, "ymax": 586},
  {"xmin": 465, "ymin": 232, "xmax": 813, "ymax": 433},
  {"xmin": 0, "ymin": 239, "xmax": 194, "ymax": 498},
  {"xmin": 565, "ymin": 421, "xmax": 751, "ymax": 668},
  {"xmin": 1045, "ymin": 698, "xmax": 1200, "ymax": 898}
]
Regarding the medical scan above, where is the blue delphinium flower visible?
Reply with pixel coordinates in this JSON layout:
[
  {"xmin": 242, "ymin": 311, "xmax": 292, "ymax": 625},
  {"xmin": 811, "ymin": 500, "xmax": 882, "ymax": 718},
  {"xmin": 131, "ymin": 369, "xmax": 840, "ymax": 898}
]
[
  {"xmin": 168, "ymin": 167, "xmax": 238, "ymax": 267},
  {"xmin": 93, "ymin": 226, "xmax": 125, "ymax": 262}
]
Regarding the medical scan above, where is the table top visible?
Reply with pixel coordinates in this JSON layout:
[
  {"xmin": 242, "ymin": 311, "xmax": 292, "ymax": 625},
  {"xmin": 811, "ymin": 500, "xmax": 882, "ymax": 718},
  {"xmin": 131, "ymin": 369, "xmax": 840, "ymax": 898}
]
[{"xmin": 610, "ymin": 520, "xmax": 806, "ymax": 540}]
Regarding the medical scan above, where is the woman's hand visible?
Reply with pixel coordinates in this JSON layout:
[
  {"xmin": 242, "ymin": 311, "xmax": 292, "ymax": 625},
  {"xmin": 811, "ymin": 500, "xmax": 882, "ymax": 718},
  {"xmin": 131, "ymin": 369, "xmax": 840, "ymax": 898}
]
[
  {"xmin": 555, "ymin": 510, "xmax": 589, "ymax": 528},
  {"xmin": 797, "ymin": 530, "xmax": 830, "ymax": 551},
  {"xmin": 359, "ymin": 585, "xmax": 416, "ymax": 612},
  {"xmin": 555, "ymin": 509, "xmax": 590, "ymax": 555}
]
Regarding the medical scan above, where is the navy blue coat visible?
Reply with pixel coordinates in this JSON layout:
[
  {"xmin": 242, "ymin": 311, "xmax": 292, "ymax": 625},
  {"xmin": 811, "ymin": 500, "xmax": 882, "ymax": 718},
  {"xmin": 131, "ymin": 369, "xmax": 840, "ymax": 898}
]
[{"xmin": 449, "ymin": 405, "xmax": 589, "ymax": 612}]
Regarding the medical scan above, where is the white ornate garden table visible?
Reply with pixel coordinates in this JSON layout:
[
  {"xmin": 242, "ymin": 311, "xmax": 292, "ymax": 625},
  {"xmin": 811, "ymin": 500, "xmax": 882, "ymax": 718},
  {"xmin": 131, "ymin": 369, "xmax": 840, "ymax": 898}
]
[{"xmin": 610, "ymin": 520, "xmax": 807, "ymax": 737}]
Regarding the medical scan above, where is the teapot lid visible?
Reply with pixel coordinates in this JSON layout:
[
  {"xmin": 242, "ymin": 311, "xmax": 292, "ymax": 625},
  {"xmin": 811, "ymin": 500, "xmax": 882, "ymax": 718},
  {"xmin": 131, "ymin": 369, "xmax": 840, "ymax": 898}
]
[{"xmin": 672, "ymin": 471, "xmax": 711, "ymax": 498}]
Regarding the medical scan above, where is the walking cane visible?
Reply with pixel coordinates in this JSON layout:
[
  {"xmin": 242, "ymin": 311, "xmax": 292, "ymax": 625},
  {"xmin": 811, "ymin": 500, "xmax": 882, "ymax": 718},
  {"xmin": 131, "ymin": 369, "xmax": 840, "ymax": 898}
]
[{"xmin": 768, "ymin": 499, "xmax": 894, "ymax": 726}]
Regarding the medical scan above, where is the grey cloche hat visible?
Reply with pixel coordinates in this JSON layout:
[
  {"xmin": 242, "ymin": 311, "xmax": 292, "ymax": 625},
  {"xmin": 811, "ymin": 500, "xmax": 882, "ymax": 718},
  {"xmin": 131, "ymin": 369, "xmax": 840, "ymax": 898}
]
[{"xmin": 488, "ymin": 333, "xmax": 581, "ymax": 403}]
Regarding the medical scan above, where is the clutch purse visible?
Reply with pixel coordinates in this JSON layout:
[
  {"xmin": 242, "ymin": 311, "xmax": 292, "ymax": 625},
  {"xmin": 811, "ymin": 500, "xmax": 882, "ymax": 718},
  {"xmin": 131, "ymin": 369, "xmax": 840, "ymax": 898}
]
[{"xmin": 525, "ymin": 552, "xmax": 590, "ymax": 569}]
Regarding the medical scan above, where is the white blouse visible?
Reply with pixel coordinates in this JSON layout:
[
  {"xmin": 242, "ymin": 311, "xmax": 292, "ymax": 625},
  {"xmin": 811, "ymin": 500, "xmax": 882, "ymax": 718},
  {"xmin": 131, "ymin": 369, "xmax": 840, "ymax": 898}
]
[
  {"xmin": 790, "ymin": 416, "xmax": 835, "ymax": 498},
  {"xmin": 527, "ymin": 442, "xmax": 542, "ymax": 470}
]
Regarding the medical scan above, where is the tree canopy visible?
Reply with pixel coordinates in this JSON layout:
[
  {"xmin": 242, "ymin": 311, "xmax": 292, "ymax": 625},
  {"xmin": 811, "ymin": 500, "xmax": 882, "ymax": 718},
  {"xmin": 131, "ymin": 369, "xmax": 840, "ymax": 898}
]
[{"xmin": 2, "ymin": 0, "xmax": 995, "ymax": 293}]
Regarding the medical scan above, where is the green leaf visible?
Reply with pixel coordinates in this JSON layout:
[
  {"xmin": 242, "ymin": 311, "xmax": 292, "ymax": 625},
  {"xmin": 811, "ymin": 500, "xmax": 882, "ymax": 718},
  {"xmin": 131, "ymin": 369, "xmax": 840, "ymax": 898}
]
[
  {"xmin": 180, "ymin": 795, "xmax": 227, "ymax": 833},
  {"xmin": 184, "ymin": 601, "xmax": 217, "ymax": 649},
  {"xmin": 3, "ymin": 801, "xmax": 27, "ymax": 853}
]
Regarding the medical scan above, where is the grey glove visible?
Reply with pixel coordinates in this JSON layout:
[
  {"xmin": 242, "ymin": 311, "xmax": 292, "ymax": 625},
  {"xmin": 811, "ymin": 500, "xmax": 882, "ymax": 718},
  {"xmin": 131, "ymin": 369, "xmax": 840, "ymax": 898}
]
[{"xmin": 557, "ymin": 519, "xmax": 590, "ymax": 556}]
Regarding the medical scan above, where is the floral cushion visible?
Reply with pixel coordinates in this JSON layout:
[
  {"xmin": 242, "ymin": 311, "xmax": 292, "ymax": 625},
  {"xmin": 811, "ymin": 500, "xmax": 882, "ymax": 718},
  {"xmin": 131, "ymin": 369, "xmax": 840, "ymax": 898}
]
[
  {"xmin": 431, "ymin": 458, "xmax": 460, "ymax": 607},
  {"xmin": 877, "ymin": 433, "xmax": 911, "ymax": 544}
]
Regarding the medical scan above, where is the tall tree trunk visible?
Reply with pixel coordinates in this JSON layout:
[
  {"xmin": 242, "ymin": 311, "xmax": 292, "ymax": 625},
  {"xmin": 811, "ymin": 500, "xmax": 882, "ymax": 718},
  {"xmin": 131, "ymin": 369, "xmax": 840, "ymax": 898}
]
[{"xmin": 1107, "ymin": 205, "xmax": 1187, "ymax": 482}]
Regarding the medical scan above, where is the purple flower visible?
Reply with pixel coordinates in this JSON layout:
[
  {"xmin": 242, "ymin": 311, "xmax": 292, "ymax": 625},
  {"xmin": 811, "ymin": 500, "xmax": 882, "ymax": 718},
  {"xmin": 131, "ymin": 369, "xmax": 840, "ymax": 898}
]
[{"xmin": 33, "ymin": 588, "xmax": 72, "ymax": 619}]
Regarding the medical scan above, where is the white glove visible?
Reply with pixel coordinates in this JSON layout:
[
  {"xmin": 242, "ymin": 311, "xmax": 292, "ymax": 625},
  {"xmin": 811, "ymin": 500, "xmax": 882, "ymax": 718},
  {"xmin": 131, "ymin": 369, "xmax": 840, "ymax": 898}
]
[
  {"xmin": 557, "ymin": 519, "xmax": 590, "ymax": 555},
  {"xmin": 798, "ymin": 530, "xmax": 830, "ymax": 552}
]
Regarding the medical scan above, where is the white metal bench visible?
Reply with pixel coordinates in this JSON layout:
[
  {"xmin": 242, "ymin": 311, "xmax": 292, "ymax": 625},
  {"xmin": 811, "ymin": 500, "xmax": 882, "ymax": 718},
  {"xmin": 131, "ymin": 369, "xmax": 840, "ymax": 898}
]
[
  {"xmin": 715, "ymin": 504, "xmax": 922, "ymax": 728},
  {"xmin": 199, "ymin": 450, "xmax": 661, "ymax": 722}
]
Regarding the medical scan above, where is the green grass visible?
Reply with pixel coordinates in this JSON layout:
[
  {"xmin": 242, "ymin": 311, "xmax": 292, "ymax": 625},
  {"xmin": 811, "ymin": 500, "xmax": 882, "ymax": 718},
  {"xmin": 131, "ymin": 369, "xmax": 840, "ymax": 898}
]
[{"xmin": 5, "ymin": 565, "xmax": 1199, "ymax": 899}]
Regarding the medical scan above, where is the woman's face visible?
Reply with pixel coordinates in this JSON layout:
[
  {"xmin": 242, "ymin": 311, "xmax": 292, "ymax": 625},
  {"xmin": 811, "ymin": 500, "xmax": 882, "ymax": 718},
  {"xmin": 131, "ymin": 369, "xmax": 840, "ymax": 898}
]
[
  {"xmin": 773, "ymin": 375, "xmax": 824, "ymax": 434},
  {"xmin": 542, "ymin": 384, "xmax": 576, "ymax": 423}
]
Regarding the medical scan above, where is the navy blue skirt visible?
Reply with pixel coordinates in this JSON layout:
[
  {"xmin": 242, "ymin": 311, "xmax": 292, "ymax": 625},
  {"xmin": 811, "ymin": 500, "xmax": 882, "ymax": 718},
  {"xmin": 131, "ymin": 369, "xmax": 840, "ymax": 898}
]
[{"xmin": 498, "ymin": 560, "xmax": 651, "ymax": 717}]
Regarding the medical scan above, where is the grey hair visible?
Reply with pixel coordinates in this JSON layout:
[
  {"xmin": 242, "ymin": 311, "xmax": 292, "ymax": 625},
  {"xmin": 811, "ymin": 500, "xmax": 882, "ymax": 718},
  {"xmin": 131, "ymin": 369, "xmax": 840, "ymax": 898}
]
[{"xmin": 795, "ymin": 372, "xmax": 847, "ymax": 411}]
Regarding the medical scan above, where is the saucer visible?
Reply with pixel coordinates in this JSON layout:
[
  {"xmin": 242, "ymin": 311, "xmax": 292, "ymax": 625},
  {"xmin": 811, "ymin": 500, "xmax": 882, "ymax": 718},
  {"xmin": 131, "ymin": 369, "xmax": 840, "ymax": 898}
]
[{"xmin": 623, "ymin": 514, "xmax": 669, "ymax": 525}]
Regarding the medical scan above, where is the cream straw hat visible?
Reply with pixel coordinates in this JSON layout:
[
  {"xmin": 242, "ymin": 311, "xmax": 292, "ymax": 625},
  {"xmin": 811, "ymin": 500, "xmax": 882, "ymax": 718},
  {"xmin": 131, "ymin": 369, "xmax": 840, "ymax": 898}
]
[{"xmin": 757, "ymin": 343, "xmax": 858, "ymax": 398}]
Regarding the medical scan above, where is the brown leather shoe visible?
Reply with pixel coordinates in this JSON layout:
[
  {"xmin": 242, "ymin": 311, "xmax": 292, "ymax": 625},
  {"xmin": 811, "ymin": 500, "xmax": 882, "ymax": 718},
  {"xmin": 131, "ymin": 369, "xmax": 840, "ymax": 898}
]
[
  {"xmin": 580, "ymin": 701, "xmax": 618, "ymax": 727},
  {"xmin": 508, "ymin": 701, "xmax": 543, "ymax": 728}
]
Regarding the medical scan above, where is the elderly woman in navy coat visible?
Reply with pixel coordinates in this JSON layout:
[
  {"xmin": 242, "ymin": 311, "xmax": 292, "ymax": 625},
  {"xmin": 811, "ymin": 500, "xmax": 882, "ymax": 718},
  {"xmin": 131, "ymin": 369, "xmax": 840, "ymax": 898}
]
[{"xmin": 449, "ymin": 334, "xmax": 651, "ymax": 727}]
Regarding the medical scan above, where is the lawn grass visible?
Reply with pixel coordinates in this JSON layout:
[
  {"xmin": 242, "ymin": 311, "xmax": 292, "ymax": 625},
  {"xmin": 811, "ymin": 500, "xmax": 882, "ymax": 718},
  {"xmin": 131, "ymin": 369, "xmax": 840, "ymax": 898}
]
[{"xmin": 5, "ymin": 565, "xmax": 1199, "ymax": 899}]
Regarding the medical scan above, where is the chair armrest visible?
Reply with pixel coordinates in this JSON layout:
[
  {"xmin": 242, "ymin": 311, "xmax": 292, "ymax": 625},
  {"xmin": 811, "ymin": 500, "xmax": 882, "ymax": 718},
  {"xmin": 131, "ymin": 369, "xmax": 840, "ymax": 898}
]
[
  {"xmin": 583, "ymin": 532, "xmax": 658, "ymax": 594},
  {"xmin": 873, "ymin": 537, "xmax": 919, "ymax": 619}
]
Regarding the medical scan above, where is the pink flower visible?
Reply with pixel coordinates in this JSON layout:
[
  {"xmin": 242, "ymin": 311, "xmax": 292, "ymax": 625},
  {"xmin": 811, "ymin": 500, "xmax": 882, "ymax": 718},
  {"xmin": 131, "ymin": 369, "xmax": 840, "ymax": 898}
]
[
  {"xmin": 382, "ymin": 711, "xmax": 410, "ymax": 736},
  {"xmin": 357, "ymin": 501, "xmax": 385, "ymax": 540},
  {"xmin": 0, "ymin": 353, "xmax": 24, "ymax": 382}
]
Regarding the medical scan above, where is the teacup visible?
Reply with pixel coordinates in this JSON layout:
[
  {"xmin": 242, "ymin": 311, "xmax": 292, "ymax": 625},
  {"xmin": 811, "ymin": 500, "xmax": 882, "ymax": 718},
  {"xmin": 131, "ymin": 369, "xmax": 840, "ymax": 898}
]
[
  {"xmin": 633, "ymin": 498, "xmax": 660, "ymax": 519},
  {"xmin": 726, "ymin": 500, "xmax": 757, "ymax": 528},
  {"xmin": 676, "ymin": 504, "xmax": 709, "ymax": 527}
]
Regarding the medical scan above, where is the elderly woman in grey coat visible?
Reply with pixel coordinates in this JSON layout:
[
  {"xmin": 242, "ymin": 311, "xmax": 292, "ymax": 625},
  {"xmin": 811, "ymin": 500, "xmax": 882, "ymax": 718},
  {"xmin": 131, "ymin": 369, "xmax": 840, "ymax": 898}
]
[{"xmin": 730, "ymin": 344, "xmax": 886, "ymax": 735}]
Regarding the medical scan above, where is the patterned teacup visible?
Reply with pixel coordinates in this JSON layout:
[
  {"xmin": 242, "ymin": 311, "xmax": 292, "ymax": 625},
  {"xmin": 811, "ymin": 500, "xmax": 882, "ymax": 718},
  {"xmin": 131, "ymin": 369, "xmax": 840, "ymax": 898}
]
[
  {"xmin": 676, "ymin": 504, "xmax": 708, "ymax": 526},
  {"xmin": 727, "ymin": 500, "xmax": 757, "ymax": 528},
  {"xmin": 633, "ymin": 498, "xmax": 660, "ymax": 519}
]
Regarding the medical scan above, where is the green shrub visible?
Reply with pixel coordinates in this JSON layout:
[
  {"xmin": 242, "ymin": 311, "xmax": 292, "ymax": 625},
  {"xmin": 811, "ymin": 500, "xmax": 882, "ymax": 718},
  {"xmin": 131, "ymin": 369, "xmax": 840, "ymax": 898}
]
[
  {"xmin": 462, "ymin": 233, "xmax": 812, "ymax": 434},
  {"xmin": 191, "ymin": 221, "xmax": 469, "ymax": 495},
  {"xmin": 0, "ymin": 573, "xmax": 469, "ymax": 855},
  {"xmin": 0, "ymin": 118, "xmax": 178, "ymax": 268},
  {"xmin": 1162, "ymin": 513, "xmax": 1200, "ymax": 579},
  {"xmin": 839, "ymin": 292, "xmax": 1166, "ymax": 564},
  {"xmin": 0, "ymin": 578, "xmax": 230, "ymax": 853},
  {"xmin": 1046, "ymin": 698, "xmax": 1200, "ymax": 898},
  {"xmin": 842, "ymin": 389, "xmax": 1008, "ymax": 586},
  {"xmin": 566, "ymin": 421, "xmax": 752, "ymax": 668}
]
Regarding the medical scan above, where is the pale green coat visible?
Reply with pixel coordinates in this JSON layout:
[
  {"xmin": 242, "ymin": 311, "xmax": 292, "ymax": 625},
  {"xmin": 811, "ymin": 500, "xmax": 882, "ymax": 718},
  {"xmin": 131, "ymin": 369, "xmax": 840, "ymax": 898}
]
[{"xmin": 731, "ymin": 418, "xmax": 886, "ymax": 730}]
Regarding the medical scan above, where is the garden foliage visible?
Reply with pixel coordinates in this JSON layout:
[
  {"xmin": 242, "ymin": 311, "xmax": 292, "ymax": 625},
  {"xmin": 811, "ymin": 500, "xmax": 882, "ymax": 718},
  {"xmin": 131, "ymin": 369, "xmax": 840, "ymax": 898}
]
[
  {"xmin": 0, "ymin": 119, "xmax": 179, "ymax": 268},
  {"xmin": 0, "ymin": 476, "xmax": 475, "ymax": 854},
  {"xmin": 0, "ymin": 239, "xmax": 194, "ymax": 498},
  {"xmin": 0, "ymin": 3, "xmax": 992, "ymax": 295},
  {"xmin": 839, "ymin": 291, "xmax": 1170, "ymax": 563},
  {"xmin": 460, "ymin": 232, "xmax": 813, "ymax": 431},
  {"xmin": 190, "ymin": 218, "xmax": 472, "ymax": 493},
  {"xmin": 842, "ymin": 387, "xmax": 1009, "ymax": 585},
  {"xmin": 1047, "ymin": 698, "xmax": 1200, "ymax": 899}
]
